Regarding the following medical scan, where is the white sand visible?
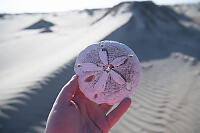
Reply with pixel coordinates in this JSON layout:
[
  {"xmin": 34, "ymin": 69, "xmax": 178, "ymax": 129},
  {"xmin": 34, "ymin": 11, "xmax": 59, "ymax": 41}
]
[
  {"xmin": 0, "ymin": 1, "xmax": 200, "ymax": 133},
  {"xmin": 0, "ymin": 9, "xmax": 132, "ymax": 105}
]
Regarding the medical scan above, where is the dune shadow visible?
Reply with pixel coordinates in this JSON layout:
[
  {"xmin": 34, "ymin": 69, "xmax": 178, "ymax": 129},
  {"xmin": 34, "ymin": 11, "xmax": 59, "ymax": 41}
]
[
  {"xmin": 0, "ymin": 59, "xmax": 75, "ymax": 133},
  {"xmin": 100, "ymin": 2, "xmax": 200, "ymax": 62},
  {"xmin": 24, "ymin": 19, "xmax": 55, "ymax": 33},
  {"xmin": 79, "ymin": 8, "xmax": 104, "ymax": 16},
  {"xmin": 0, "ymin": 14, "xmax": 7, "ymax": 19}
]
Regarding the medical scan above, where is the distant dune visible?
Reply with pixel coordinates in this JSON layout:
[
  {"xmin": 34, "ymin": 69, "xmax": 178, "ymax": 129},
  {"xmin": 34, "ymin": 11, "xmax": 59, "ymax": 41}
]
[
  {"xmin": 0, "ymin": 1, "xmax": 200, "ymax": 133},
  {"xmin": 24, "ymin": 19, "xmax": 54, "ymax": 33}
]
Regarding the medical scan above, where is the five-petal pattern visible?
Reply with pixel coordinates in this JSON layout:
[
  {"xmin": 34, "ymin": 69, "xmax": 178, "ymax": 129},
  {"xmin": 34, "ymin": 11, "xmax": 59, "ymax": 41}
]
[{"xmin": 78, "ymin": 47, "xmax": 128, "ymax": 94}]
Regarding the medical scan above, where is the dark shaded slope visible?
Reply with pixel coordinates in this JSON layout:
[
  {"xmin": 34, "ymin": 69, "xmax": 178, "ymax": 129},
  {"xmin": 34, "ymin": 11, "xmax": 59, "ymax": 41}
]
[
  {"xmin": 24, "ymin": 19, "xmax": 54, "ymax": 33},
  {"xmin": 0, "ymin": 14, "xmax": 7, "ymax": 19},
  {"xmin": 0, "ymin": 59, "xmax": 75, "ymax": 133},
  {"xmin": 101, "ymin": 1, "xmax": 200, "ymax": 62}
]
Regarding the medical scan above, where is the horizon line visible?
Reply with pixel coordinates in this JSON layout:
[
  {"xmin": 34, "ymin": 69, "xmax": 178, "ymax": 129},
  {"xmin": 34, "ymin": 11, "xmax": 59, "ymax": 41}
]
[{"xmin": 0, "ymin": 0, "xmax": 199, "ymax": 14}]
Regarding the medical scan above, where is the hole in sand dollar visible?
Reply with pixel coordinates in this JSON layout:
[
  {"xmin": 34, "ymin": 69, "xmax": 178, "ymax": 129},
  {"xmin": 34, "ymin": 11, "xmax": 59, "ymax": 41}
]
[
  {"xmin": 94, "ymin": 93, "xmax": 98, "ymax": 98},
  {"xmin": 128, "ymin": 54, "xmax": 134, "ymax": 57},
  {"xmin": 84, "ymin": 75, "xmax": 95, "ymax": 82},
  {"xmin": 77, "ymin": 64, "xmax": 81, "ymax": 67},
  {"xmin": 100, "ymin": 43, "xmax": 104, "ymax": 47},
  {"xmin": 126, "ymin": 83, "xmax": 132, "ymax": 91},
  {"xmin": 102, "ymin": 48, "xmax": 107, "ymax": 51}
]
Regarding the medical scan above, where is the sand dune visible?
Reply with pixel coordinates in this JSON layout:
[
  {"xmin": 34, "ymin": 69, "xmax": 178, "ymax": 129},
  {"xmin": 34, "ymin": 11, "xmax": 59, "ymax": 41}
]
[
  {"xmin": 24, "ymin": 19, "xmax": 55, "ymax": 33},
  {"xmin": 0, "ymin": 1, "xmax": 200, "ymax": 133}
]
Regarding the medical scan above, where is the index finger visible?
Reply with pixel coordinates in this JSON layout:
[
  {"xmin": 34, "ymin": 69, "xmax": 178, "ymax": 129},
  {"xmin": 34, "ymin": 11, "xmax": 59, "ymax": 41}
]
[
  {"xmin": 106, "ymin": 97, "xmax": 131, "ymax": 129},
  {"xmin": 55, "ymin": 75, "xmax": 79, "ymax": 105}
]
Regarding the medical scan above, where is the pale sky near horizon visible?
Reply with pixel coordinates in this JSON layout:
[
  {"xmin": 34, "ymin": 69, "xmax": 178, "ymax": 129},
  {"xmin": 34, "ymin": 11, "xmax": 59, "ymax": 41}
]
[{"xmin": 0, "ymin": 0, "xmax": 200, "ymax": 13}]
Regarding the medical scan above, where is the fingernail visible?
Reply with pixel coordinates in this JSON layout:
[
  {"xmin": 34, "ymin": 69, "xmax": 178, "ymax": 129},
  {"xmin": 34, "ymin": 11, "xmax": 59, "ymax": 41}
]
[
  {"xmin": 72, "ymin": 74, "xmax": 78, "ymax": 79},
  {"xmin": 124, "ymin": 97, "xmax": 131, "ymax": 102}
]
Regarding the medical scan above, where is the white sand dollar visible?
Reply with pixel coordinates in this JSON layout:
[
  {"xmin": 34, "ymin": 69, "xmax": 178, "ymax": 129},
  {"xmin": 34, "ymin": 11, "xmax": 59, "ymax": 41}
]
[{"xmin": 74, "ymin": 40, "xmax": 141, "ymax": 105}]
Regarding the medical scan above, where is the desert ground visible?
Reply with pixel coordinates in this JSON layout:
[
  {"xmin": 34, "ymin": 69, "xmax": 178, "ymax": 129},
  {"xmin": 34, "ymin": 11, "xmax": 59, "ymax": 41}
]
[{"xmin": 0, "ymin": 1, "xmax": 200, "ymax": 133}]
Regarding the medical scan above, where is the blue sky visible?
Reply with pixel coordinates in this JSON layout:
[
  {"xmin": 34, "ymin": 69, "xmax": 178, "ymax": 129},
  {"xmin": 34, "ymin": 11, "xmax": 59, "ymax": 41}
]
[{"xmin": 0, "ymin": 0, "xmax": 200, "ymax": 13}]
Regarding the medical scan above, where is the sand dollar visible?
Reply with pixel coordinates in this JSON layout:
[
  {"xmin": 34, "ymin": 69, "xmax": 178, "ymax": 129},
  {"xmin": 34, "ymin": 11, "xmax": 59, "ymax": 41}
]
[{"xmin": 74, "ymin": 40, "xmax": 141, "ymax": 105}]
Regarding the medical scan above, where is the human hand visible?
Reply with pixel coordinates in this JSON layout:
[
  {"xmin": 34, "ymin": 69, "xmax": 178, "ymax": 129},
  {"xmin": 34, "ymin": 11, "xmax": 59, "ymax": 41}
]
[{"xmin": 45, "ymin": 75, "xmax": 131, "ymax": 133}]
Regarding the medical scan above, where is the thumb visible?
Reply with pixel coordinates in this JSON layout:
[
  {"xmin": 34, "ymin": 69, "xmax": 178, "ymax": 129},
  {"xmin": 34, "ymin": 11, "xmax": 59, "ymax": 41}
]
[{"xmin": 56, "ymin": 75, "xmax": 78, "ymax": 105}]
